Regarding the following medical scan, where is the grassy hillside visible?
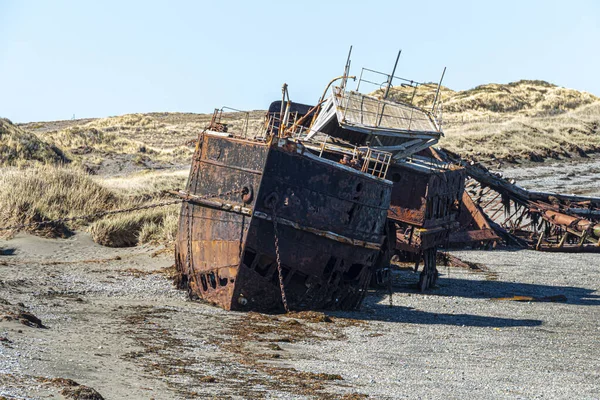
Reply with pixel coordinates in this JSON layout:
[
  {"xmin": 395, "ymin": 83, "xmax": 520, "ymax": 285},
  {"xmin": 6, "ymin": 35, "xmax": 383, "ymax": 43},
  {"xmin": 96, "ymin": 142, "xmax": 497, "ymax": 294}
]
[
  {"xmin": 19, "ymin": 111, "xmax": 270, "ymax": 174},
  {"xmin": 0, "ymin": 165, "xmax": 184, "ymax": 245},
  {"xmin": 22, "ymin": 111, "xmax": 264, "ymax": 150},
  {"xmin": 381, "ymin": 80, "xmax": 598, "ymax": 118},
  {"xmin": 440, "ymin": 81, "xmax": 600, "ymax": 161},
  {"xmin": 376, "ymin": 80, "xmax": 600, "ymax": 161},
  {"xmin": 449, "ymin": 80, "xmax": 596, "ymax": 116},
  {"xmin": 13, "ymin": 79, "xmax": 600, "ymax": 165},
  {"xmin": 0, "ymin": 118, "xmax": 68, "ymax": 166},
  {"xmin": 20, "ymin": 113, "xmax": 208, "ymax": 173},
  {"xmin": 443, "ymin": 101, "xmax": 600, "ymax": 161}
]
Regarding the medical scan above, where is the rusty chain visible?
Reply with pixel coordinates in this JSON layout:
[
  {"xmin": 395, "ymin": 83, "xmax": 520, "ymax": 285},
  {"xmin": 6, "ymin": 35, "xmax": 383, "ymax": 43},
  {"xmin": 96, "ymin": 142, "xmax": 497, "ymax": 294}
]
[
  {"xmin": 388, "ymin": 270, "xmax": 393, "ymax": 308},
  {"xmin": 184, "ymin": 200, "xmax": 198, "ymax": 296},
  {"xmin": 0, "ymin": 188, "xmax": 244, "ymax": 233},
  {"xmin": 270, "ymin": 205, "xmax": 290, "ymax": 313},
  {"xmin": 0, "ymin": 200, "xmax": 181, "ymax": 233}
]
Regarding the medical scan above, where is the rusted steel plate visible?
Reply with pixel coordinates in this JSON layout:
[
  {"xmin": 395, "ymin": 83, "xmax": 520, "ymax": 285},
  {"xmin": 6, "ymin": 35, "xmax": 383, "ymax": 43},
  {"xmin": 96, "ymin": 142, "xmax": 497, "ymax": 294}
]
[
  {"xmin": 394, "ymin": 226, "xmax": 451, "ymax": 252},
  {"xmin": 233, "ymin": 140, "xmax": 391, "ymax": 311},
  {"xmin": 175, "ymin": 133, "xmax": 392, "ymax": 312},
  {"xmin": 448, "ymin": 229, "xmax": 500, "ymax": 244},
  {"xmin": 175, "ymin": 134, "xmax": 269, "ymax": 310},
  {"xmin": 387, "ymin": 163, "xmax": 464, "ymax": 229},
  {"xmin": 259, "ymin": 140, "xmax": 390, "ymax": 244},
  {"xmin": 450, "ymin": 191, "xmax": 501, "ymax": 246}
]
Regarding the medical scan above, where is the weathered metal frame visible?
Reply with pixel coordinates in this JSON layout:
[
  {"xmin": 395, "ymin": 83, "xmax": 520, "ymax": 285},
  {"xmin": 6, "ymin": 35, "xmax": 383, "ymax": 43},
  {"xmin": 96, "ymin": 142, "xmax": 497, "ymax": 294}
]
[{"xmin": 452, "ymin": 158, "xmax": 600, "ymax": 252}]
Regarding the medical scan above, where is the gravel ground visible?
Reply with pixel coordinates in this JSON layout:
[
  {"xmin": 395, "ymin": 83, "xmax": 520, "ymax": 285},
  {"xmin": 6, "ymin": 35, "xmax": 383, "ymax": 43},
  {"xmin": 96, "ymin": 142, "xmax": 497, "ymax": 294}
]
[
  {"xmin": 297, "ymin": 250, "xmax": 600, "ymax": 399},
  {"xmin": 498, "ymin": 154, "xmax": 600, "ymax": 197},
  {"xmin": 1, "ymin": 235, "xmax": 598, "ymax": 399},
  {"xmin": 1, "ymin": 160, "xmax": 600, "ymax": 399}
]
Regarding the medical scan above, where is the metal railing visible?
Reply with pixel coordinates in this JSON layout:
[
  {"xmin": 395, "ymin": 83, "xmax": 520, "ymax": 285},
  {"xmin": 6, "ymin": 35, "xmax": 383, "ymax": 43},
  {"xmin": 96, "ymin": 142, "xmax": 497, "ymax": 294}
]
[
  {"xmin": 336, "ymin": 88, "xmax": 438, "ymax": 132},
  {"xmin": 360, "ymin": 148, "xmax": 392, "ymax": 179},
  {"xmin": 352, "ymin": 68, "xmax": 445, "ymax": 131},
  {"xmin": 263, "ymin": 112, "xmax": 304, "ymax": 138},
  {"xmin": 208, "ymin": 106, "xmax": 251, "ymax": 138}
]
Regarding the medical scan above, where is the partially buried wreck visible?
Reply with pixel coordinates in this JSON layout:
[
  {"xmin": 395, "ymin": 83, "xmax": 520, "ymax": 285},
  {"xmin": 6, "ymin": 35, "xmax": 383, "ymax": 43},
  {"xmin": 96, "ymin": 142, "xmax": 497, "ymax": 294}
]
[{"xmin": 172, "ymin": 50, "xmax": 463, "ymax": 311}]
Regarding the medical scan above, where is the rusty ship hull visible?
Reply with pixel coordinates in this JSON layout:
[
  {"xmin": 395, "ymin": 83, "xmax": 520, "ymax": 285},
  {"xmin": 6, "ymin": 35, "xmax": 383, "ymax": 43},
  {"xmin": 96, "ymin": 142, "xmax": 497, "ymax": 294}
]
[{"xmin": 175, "ymin": 132, "xmax": 392, "ymax": 312}]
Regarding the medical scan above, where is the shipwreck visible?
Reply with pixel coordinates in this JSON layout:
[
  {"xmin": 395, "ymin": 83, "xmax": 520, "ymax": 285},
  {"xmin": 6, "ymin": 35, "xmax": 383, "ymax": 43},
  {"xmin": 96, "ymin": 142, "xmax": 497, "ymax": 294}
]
[{"xmin": 173, "ymin": 49, "xmax": 456, "ymax": 311}]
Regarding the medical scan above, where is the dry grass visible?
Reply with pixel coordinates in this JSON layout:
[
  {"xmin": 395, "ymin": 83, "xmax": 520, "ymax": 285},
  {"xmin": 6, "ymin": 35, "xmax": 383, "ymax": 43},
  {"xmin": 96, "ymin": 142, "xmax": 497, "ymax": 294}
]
[
  {"xmin": 0, "ymin": 118, "xmax": 68, "ymax": 167},
  {"xmin": 376, "ymin": 80, "xmax": 600, "ymax": 162},
  {"xmin": 138, "ymin": 208, "xmax": 179, "ymax": 244},
  {"xmin": 0, "ymin": 165, "xmax": 116, "ymax": 237},
  {"xmin": 46, "ymin": 125, "xmax": 138, "ymax": 152},
  {"xmin": 98, "ymin": 169, "xmax": 188, "ymax": 199},
  {"xmin": 18, "ymin": 111, "xmax": 267, "ymax": 174},
  {"xmin": 43, "ymin": 118, "xmax": 192, "ymax": 165},
  {"xmin": 0, "ymin": 165, "xmax": 184, "ymax": 246},
  {"xmin": 83, "ymin": 112, "xmax": 207, "ymax": 149},
  {"xmin": 89, "ymin": 170, "xmax": 185, "ymax": 247},
  {"xmin": 22, "ymin": 111, "xmax": 264, "ymax": 157},
  {"xmin": 15, "ymin": 114, "xmax": 196, "ymax": 172},
  {"xmin": 442, "ymin": 101, "xmax": 600, "ymax": 161},
  {"xmin": 435, "ymin": 81, "xmax": 600, "ymax": 161},
  {"xmin": 379, "ymin": 80, "xmax": 598, "ymax": 119},
  {"xmin": 89, "ymin": 205, "xmax": 179, "ymax": 247},
  {"xmin": 24, "ymin": 112, "xmax": 208, "ymax": 152},
  {"xmin": 2, "ymin": 115, "xmax": 197, "ymax": 246},
  {"xmin": 371, "ymin": 80, "xmax": 600, "ymax": 161},
  {"xmin": 443, "ymin": 80, "xmax": 598, "ymax": 119}
]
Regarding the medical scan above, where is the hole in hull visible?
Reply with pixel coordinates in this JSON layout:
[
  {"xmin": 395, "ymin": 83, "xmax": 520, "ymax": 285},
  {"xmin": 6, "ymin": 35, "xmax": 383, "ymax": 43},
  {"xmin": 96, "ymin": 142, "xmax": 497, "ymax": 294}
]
[
  {"xmin": 255, "ymin": 255, "xmax": 273, "ymax": 277},
  {"xmin": 243, "ymin": 248, "xmax": 257, "ymax": 269},
  {"xmin": 289, "ymin": 271, "xmax": 308, "ymax": 288},
  {"xmin": 344, "ymin": 263, "xmax": 364, "ymax": 281},
  {"xmin": 219, "ymin": 274, "xmax": 228, "ymax": 287},
  {"xmin": 208, "ymin": 272, "xmax": 217, "ymax": 289}
]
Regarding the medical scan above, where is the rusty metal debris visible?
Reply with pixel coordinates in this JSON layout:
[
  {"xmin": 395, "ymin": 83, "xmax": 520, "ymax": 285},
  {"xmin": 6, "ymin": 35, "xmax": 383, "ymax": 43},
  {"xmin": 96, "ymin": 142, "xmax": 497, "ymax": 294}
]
[
  {"xmin": 492, "ymin": 295, "xmax": 568, "ymax": 302},
  {"xmin": 443, "ymin": 153, "xmax": 600, "ymax": 252},
  {"xmin": 385, "ymin": 148, "xmax": 465, "ymax": 290},
  {"xmin": 174, "ymin": 49, "xmax": 451, "ymax": 311},
  {"xmin": 174, "ymin": 132, "xmax": 393, "ymax": 312},
  {"xmin": 174, "ymin": 49, "xmax": 597, "ymax": 313}
]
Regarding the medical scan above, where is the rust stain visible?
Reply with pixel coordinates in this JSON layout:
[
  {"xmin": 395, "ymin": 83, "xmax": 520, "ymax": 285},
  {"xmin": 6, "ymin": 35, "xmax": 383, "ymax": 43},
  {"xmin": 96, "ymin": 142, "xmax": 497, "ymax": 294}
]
[{"xmin": 175, "ymin": 132, "xmax": 392, "ymax": 311}]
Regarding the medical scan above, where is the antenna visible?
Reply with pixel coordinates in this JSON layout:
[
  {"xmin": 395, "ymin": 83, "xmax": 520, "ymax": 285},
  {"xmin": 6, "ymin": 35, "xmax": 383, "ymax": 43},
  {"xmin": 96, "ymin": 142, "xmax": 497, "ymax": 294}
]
[
  {"xmin": 383, "ymin": 49, "xmax": 402, "ymax": 100},
  {"xmin": 431, "ymin": 66, "xmax": 447, "ymax": 113},
  {"xmin": 341, "ymin": 45, "xmax": 353, "ymax": 91}
]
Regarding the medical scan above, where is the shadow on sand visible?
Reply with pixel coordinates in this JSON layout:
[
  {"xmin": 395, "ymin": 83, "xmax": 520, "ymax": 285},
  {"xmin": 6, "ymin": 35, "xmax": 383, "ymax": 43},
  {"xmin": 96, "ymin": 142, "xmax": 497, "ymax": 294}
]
[
  {"xmin": 346, "ymin": 299, "xmax": 544, "ymax": 328},
  {"xmin": 330, "ymin": 268, "xmax": 598, "ymax": 328},
  {"xmin": 420, "ymin": 270, "xmax": 600, "ymax": 306}
]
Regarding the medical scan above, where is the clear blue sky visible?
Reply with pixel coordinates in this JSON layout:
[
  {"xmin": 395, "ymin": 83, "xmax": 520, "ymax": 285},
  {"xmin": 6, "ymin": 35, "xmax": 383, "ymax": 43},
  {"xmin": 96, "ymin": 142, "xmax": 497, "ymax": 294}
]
[{"xmin": 1, "ymin": 0, "xmax": 599, "ymax": 123}]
